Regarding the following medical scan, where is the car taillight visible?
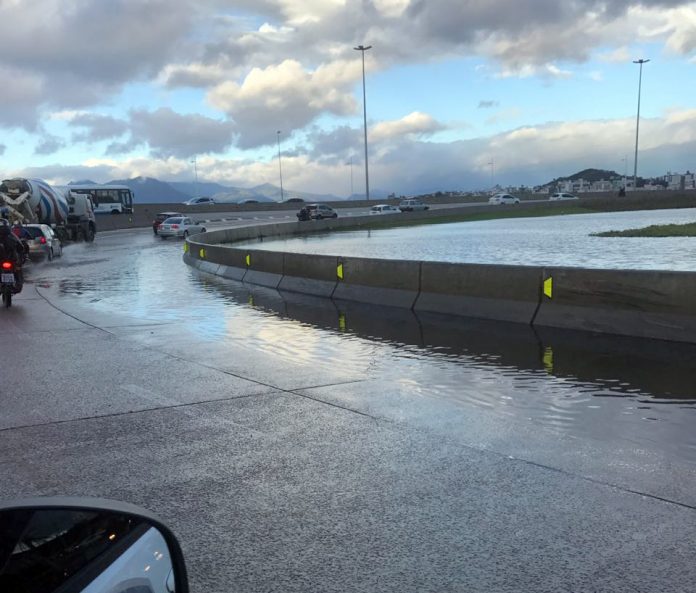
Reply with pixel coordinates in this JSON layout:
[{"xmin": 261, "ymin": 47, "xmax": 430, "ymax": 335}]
[
  {"xmin": 39, "ymin": 236, "xmax": 47, "ymax": 244},
  {"xmin": 1, "ymin": 261, "xmax": 13, "ymax": 270},
  {"xmin": 171, "ymin": 224, "xmax": 179, "ymax": 229}
]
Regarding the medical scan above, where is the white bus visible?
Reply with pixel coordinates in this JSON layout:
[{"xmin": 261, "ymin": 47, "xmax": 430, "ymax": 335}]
[{"xmin": 66, "ymin": 184, "xmax": 134, "ymax": 214}]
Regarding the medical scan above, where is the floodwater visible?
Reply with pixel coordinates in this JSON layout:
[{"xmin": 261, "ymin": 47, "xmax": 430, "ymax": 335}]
[
  {"xmin": 239, "ymin": 208, "xmax": 696, "ymax": 270},
  {"xmin": 28, "ymin": 227, "xmax": 696, "ymax": 465}
]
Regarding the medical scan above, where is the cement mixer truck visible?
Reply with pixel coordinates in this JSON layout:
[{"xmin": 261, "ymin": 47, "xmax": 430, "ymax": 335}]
[{"xmin": 0, "ymin": 178, "xmax": 96, "ymax": 242}]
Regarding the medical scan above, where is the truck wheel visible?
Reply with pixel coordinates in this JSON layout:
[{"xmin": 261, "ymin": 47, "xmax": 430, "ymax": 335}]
[
  {"xmin": 111, "ymin": 209, "xmax": 119, "ymax": 215},
  {"xmin": 2, "ymin": 288, "xmax": 11, "ymax": 308},
  {"xmin": 85, "ymin": 225, "xmax": 95, "ymax": 243},
  {"xmin": 48, "ymin": 248, "xmax": 53, "ymax": 261}
]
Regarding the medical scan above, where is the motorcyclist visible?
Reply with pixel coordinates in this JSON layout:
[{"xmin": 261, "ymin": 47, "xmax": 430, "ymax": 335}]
[{"xmin": 0, "ymin": 219, "xmax": 24, "ymax": 289}]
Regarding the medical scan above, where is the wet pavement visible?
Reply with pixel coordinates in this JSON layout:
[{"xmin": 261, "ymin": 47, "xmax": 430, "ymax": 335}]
[{"xmin": 2, "ymin": 227, "xmax": 696, "ymax": 593}]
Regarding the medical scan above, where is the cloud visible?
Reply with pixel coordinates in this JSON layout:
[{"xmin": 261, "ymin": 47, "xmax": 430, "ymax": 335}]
[
  {"xmin": 370, "ymin": 112, "xmax": 448, "ymax": 142},
  {"xmin": 35, "ymin": 135, "xmax": 65, "ymax": 155},
  {"xmin": 128, "ymin": 108, "xmax": 236, "ymax": 158},
  {"xmin": 68, "ymin": 113, "xmax": 129, "ymax": 143},
  {"xmin": 0, "ymin": 144, "xmax": 5, "ymax": 156},
  {"xmin": 478, "ymin": 100, "xmax": 499, "ymax": 109},
  {"xmin": 208, "ymin": 59, "xmax": 359, "ymax": 148}
]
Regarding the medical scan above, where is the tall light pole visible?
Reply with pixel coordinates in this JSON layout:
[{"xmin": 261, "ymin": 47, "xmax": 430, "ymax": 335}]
[
  {"xmin": 349, "ymin": 155, "xmax": 354, "ymax": 197},
  {"xmin": 354, "ymin": 44, "xmax": 371, "ymax": 201},
  {"xmin": 488, "ymin": 159, "xmax": 495, "ymax": 190},
  {"xmin": 190, "ymin": 157, "xmax": 199, "ymax": 198},
  {"xmin": 276, "ymin": 130, "xmax": 284, "ymax": 201},
  {"xmin": 632, "ymin": 58, "xmax": 649, "ymax": 190}
]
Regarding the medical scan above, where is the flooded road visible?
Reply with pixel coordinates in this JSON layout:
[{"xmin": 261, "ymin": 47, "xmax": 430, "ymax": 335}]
[
  {"xmin": 239, "ymin": 207, "xmax": 696, "ymax": 270},
  {"xmin": 29, "ymin": 227, "xmax": 696, "ymax": 466}
]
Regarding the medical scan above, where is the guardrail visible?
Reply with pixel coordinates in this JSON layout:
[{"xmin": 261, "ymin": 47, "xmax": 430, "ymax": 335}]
[{"xmin": 184, "ymin": 215, "xmax": 696, "ymax": 344}]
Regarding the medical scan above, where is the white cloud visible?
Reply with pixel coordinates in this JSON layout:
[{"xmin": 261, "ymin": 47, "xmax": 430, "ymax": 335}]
[
  {"xmin": 370, "ymin": 112, "xmax": 448, "ymax": 142},
  {"xmin": 208, "ymin": 59, "xmax": 360, "ymax": 147}
]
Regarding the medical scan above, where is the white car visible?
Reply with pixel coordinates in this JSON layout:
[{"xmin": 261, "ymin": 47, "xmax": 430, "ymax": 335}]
[
  {"xmin": 488, "ymin": 193, "xmax": 520, "ymax": 205},
  {"xmin": 398, "ymin": 199, "xmax": 429, "ymax": 212},
  {"xmin": 22, "ymin": 224, "xmax": 63, "ymax": 260},
  {"xmin": 183, "ymin": 197, "xmax": 215, "ymax": 205},
  {"xmin": 550, "ymin": 192, "xmax": 579, "ymax": 201},
  {"xmin": 158, "ymin": 216, "xmax": 207, "ymax": 239},
  {"xmin": 369, "ymin": 204, "xmax": 401, "ymax": 215}
]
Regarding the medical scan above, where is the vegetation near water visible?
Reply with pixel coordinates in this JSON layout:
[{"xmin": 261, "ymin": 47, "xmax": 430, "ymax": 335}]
[{"xmin": 593, "ymin": 222, "xmax": 696, "ymax": 237}]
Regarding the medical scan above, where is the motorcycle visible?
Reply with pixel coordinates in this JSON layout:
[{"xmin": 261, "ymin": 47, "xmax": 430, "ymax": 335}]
[{"xmin": 1, "ymin": 259, "xmax": 22, "ymax": 308}]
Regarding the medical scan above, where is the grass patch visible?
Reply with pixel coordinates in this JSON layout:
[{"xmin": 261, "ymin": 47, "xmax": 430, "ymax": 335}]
[{"xmin": 593, "ymin": 222, "xmax": 696, "ymax": 237}]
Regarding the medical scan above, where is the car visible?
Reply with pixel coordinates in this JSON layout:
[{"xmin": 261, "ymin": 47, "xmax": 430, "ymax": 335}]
[
  {"xmin": 488, "ymin": 193, "xmax": 520, "ymax": 205},
  {"xmin": 369, "ymin": 204, "xmax": 401, "ymax": 215},
  {"xmin": 183, "ymin": 197, "xmax": 215, "ymax": 206},
  {"xmin": 152, "ymin": 211, "xmax": 183, "ymax": 235},
  {"xmin": 550, "ymin": 192, "xmax": 579, "ymax": 201},
  {"xmin": 398, "ymin": 199, "xmax": 429, "ymax": 212},
  {"xmin": 21, "ymin": 224, "xmax": 63, "ymax": 260},
  {"xmin": 237, "ymin": 199, "xmax": 259, "ymax": 204},
  {"xmin": 284, "ymin": 197, "xmax": 305, "ymax": 203},
  {"xmin": 158, "ymin": 216, "xmax": 207, "ymax": 239},
  {"xmin": 305, "ymin": 203, "xmax": 338, "ymax": 220}
]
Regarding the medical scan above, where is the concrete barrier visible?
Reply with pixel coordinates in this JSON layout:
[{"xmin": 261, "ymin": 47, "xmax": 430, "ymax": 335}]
[
  {"xmin": 243, "ymin": 248, "xmax": 285, "ymax": 289},
  {"xmin": 534, "ymin": 267, "xmax": 696, "ymax": 343},
  {"xmin": 415, "ymin": 262, "xmax": 543, "ymax": 324},
  {"xmin": 183, "ymin": 219, "xmax": 696, "ymax": 344},
  {"xmin": 279, "ymin": 252, "xmax": 339, "ymax": 298},
  {"xmin": 332, "ymin": 256, "xmax": 421, "ymax": 309}
]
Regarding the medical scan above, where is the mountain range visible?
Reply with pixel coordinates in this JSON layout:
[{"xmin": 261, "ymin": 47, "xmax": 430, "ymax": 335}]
[{"xmin": 68, "ymin": 177, "xmax": 392, "ymax": 204}]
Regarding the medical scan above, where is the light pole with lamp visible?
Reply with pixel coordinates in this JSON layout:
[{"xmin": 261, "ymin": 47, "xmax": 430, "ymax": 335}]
[
  {"xmin": 632, "ymin": 58, "xmax": 649, "ymax": 190},
  {"xmin": 276, "ymin": 130, "xmax": 284, "ymax": 202},
  {"xmin": 190, "ymin": 157, "xmax": 199, "ymax": 199},
  {"xmin": 488, "ymin": 159, "xmax": 495, "ymax": 190},
  {"xmin": 354, "ymin": 44, "xmax": 371, "ymax": 201}
]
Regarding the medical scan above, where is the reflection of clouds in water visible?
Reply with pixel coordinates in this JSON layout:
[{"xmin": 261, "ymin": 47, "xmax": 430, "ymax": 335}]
[{"xmin": 239, "ymin": 208, "xmax": 696, "ymax": 271}]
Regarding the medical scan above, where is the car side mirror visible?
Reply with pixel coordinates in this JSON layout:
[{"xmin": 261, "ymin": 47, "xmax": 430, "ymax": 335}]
[{"xmin": 0, "ymin": 497, "xmax": 189, "ymax": 593}]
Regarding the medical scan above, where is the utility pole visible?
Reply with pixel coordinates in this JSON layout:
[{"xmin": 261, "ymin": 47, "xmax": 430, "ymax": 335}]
[
  {"xmin": 354, "ymin": 44, "xmax": 371, "ymax": 200},
  {"xmin": 191, "ymin": 157, "xmax": 199, "ymax": 198},
  {"xmin": 632, "ymin": 58, "xmax": 650, "ymax": 190},
  {"xmin": 488, "ymin": 159, "xmax": 495, "ymax": 190},
  {"xmin": 276, "ymin": 130, "xmax": 284, "ymax": 201}
]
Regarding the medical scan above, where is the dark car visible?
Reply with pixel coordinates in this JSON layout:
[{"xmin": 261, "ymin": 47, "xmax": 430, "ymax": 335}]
[
  {"xmin": 303, "ymin": 203, "xmax": 338, "ymax": 220},
  {"xmin": 153, "ymin": 211, "xmax": 182, "ymax": 235}
]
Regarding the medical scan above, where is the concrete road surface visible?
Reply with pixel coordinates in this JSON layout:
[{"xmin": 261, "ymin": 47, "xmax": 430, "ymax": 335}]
[{"xmin": 1, "ymin": 228, "xmax": 695, "ymax": 593}]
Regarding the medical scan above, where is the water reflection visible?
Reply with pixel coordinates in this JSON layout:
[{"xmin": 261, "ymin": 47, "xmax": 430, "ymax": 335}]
[{"xmin": 195, "ymin": 270, "xmax": 696, "ymax": 403}]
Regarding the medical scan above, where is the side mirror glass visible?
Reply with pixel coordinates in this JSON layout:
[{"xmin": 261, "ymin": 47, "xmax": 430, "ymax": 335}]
[{"xmin": 0, "ymin": 497, "xmax": 188, "ymax": 593}]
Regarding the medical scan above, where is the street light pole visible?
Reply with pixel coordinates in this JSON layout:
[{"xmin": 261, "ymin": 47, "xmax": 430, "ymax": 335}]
[
  {"xmin": 349, "ymin": 155, "xmax": 354, "ymax": 197},
  {"xmin": 488, "ymin": 160, "xmax": 494, "ymax": 189},
  {"xmin": 632, "ymin": 58, "xmax": 649, "ymax": 190},
  {"xmin": 191, "ymin": 157, "xmax": 198, "ymax": 198},
  {"xmin": 354, "ymin": 44, "xmax": 371, "ymax": 201},
  {"xmin": 276, "ymin": 130, "xmax": 284, "ymax": 202}
]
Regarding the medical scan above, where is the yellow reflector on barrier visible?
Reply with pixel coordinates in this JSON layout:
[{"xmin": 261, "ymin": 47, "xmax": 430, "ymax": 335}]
[
  {"xmin": 338, "ymin": 312, "xmax": 346, "ymax": 332},
  {"xmin": 543, "ymin": 276, "xmax": 553, "ymax": 299},
  {"xmin": 337, "ymin": 263, "xmax": 344, "ymax": 280},
  {"xmin": 199, "ymin": 248, "xmax": 206, "ymax": 259},
  {"xmin": 542, "ymin": 346, "xmax": 554, "ymax": 374},
  {"xmin": 246, "ymin": 254, "xmax": 251, "ymax": 267},
  {"xmin": 183, "ymin": 242, "xmax": 189, "ymax": 253}
]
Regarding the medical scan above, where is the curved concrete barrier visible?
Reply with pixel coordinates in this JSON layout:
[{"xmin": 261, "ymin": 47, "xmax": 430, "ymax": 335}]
[{"xmin": 183, "ymin": 219, "xmax": 696, "ymax": 344}]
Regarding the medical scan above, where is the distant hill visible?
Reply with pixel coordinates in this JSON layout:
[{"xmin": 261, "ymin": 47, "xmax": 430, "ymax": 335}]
[
  {"xmin": 106, "ymin": 177, "xmax": 191, "ymax": 203},
  {"xmin": 547, "ymin": 168, "xmax": 621, "ymax": 186},
  {"xmin": 68, "ymin": 176, "xmax": 345, "ymax": 204}
]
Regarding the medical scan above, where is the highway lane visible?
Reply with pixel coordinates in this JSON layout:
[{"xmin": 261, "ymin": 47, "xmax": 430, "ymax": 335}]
[{"xmin": 2, "ymin": 227, "xmax": 696, "ymax": 593}]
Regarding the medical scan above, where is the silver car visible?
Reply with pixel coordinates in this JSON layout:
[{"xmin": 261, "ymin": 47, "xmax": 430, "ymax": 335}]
[
  {"xmin": 398, "ymin": 199, "xmax": 429, "ymax": 212},
  {"xmin": 370, "ymin": 204, "xmax": 401, "ymax": 215},
  {"xmin": 158, "ymin": 217, "xmax": 207, "ymax": 239},
  {"xmin": 22, "ymin": 224, "xmax": 63, "ymax": 260},
  {"xmin": 488, "ymin": 193, "xmax": 520, "ymax": 205}
]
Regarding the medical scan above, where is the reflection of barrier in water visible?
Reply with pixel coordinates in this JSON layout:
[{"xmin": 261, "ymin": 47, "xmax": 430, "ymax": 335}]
[{"xmin": 190, "ymin": 268, "xmax": 696, "ymax": 402}]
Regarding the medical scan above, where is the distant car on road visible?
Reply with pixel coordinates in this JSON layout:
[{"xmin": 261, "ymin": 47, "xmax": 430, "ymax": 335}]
[
  {"xmin": 22, "ymin": 224, "xmax": 63, "ymax": 260},
  {"xmin": 153, "ymin": 211, "xmax": 182, "ymax": 235},
  {"xmin": 488, "ymin": 193, "xmax": 520, "ymax": 205},
  {"xmin": 549, "ymin": 192, "xmax": 579, "ymax": 201},
  {"xmin": 304, "ymin": 203, "xmax": 338, "ymax": 220},
  {"xmin": 398, "ymin": 199, "xmax": 429, "ymax": 212},
  {"xmin": 237, "ymin": 199, "xmax": 259, "ymax": 204},
  {"xmin": 158, "ymin": 217, "xmax": 207, "ymax": 239},
  {"xmin": 284, "ymin": 198, "xmax": 305, "ymax": 203},
  {"xmin": 183, "ymin": 197, "xmax": 215, "ymax": 206},
  {"xmin": 370, "ymin": 204, "xmax": 401, "ymax": 215}
]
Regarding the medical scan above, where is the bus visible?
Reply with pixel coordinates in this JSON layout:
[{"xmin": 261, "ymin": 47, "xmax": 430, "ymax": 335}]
[{"xmin": 66, "ymin": 184, "xmax": 134, "ymax": 214}]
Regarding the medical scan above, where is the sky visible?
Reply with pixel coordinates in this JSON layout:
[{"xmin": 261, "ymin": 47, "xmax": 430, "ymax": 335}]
[{"xmin": 1, "ymin": 0, "xmax": 696, "ymax": 197}]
